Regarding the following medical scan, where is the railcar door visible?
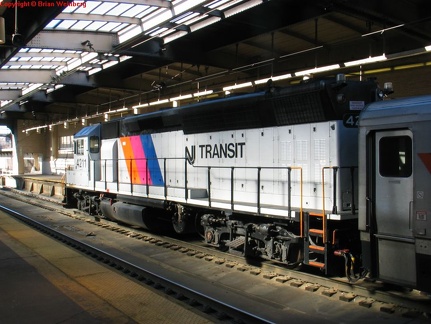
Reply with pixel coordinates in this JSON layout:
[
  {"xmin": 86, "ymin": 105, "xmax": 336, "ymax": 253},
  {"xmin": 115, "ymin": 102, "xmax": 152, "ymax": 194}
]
[{"xmin": 374, "ymin": 129, "xmax": 415, "ymax": 287}]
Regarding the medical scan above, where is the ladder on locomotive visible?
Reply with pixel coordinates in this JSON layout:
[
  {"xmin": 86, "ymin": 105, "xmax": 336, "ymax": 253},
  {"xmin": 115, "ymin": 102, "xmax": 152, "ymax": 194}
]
[
  {"xmin": 303, "ymin": 211, "xmax": 328, "ymax": 273},
  {"xmin": 302, "ymin": 166, "xmax": 340, "ymax": 273}
]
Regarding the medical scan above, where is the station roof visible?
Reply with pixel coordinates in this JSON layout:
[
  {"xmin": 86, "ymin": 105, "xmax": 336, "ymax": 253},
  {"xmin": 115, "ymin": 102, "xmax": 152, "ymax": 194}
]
[{"xmin": 0, "ymin": 0, "xmax": 430, "ymax": 132}]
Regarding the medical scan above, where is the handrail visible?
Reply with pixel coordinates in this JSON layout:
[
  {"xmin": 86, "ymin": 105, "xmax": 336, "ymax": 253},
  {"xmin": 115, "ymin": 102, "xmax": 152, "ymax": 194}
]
[
  {"xmin": 97, "ymin": 157, "xmax": 303, "ymax": 222},
  {"xmin": 321, "ymin": 166, "xmax": 358, "ymax": 243}
]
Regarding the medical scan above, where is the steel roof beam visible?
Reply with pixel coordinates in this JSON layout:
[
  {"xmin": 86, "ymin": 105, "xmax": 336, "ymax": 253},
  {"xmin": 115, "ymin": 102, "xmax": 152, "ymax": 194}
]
[{"xmin": 26, "ymin": 30, "xmax": 118, "ymax": 52}]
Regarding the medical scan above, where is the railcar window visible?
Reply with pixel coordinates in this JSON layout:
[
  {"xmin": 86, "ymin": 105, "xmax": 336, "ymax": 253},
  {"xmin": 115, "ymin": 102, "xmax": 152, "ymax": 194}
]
[
  {"xmin": 89, "ymin": 136, "xmax": 99, "ymax": 153},
  {"xmin": 379, "ymin": 136, "xmax": 412, "ymax": 177}
]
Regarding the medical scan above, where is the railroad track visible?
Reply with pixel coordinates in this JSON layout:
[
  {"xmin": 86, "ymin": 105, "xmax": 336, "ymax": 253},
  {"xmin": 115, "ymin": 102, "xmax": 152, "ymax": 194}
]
[
  {"xmin": 0, "ymin": 197, "xmax": 269, "ymax": 323},
  {"xmin": 1, "ymin": 188, "xmax": 430, "ymax": 323}
]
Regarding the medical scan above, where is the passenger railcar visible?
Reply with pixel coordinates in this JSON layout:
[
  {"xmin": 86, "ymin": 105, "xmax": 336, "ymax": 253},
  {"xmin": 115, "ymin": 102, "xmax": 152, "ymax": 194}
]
[{"xmin": 64, "ymin": 75, "xmax": 431, "ymax": 293}]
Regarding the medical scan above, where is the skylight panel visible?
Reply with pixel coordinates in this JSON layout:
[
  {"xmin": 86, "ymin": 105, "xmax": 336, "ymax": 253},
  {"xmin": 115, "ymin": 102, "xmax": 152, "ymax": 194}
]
[
  {"xmin": 174, "ymin": 0, "xmax": 206, "ymax": 15},
  {"xmin": 70, "ymin": 20, "xmax": 93, "ymax": 30},
  {"xmin": 52, "ymin": 57, "xmax": 66, "ymax": 62},
  {"xmin": 106, "ymin": 3, "xmax": 133, "ymax": 16},
  {"xmin": 91, "ymin": 2, "xmax": 117, "ymax": 15},
  {"xmin": 122, "ymin": 5, "xmax": 149, "ymax": 18},
  {"xmin": 84, "ymin": 21, "xmax": 107, "ymax": 31},
  {"xmin": 62, "ymin": 3, "xmax": 80, "ymax": 13},
  {"xmin": 148, "ymin": 27, "xmax": 168, "ymax": 37},
  {"xmin": 73, "ymin": 1, "xmax": 101, "ymax": 14},
  {"xmin": 98, "ymin": 22, "xmax": 122, "ymax": 32},
  {"xmin": 137, "ymin": 6, "xmax": 159, "ymax": 19},
  {"xmin": 57, "ymin": 20, "xmax": 78, "ymax": 29},
  {"xmin": 111, "ymin": 23, "xmax": 130, "ymax": 33},
  {"xmin": 118, "ymin": 25, "xmax": 141, "ymax": 43},
  {"xmin": 28, "ymin": 48, "xmax": 42, "ymax": 53},
  {"xmin": 45, "ymin": 19, "xmax": 61, "ymax": 29}
]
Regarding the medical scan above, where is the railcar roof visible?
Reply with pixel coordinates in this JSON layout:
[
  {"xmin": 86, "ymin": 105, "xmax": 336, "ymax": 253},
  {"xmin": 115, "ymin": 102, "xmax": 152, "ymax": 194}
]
[{"xmin": 359, "ymin": 95, "xmax": 431, "ymax": 126}]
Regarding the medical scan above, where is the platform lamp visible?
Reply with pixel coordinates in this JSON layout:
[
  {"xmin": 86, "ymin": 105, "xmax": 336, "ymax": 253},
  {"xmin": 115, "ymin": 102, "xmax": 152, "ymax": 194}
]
[{"xmin": 0, "ymin": 17, "xmax": 5, "ymax": 44}]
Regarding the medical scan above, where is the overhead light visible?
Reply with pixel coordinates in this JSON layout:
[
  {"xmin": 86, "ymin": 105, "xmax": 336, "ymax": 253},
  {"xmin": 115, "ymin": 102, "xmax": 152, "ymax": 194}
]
[
  {"xmin": 170, "ymin": 94, "xmax": 192, "ymax": 101},
  {"xmin": 132, "ymin": 103, "xmax": 148, "ymax": 109},
  {"xmin": 295, "ymin": 64, "xmax": 340, "ymax": 76},
  {"xmin": 344, "ymin": 55, "xmax": 387, "ymax": 67},
  {"xmin": 223, "ymin": 82, "xmax": 253, "ymax": 91},
  {"xmin": 193, "ymin": 90, "xmax": 213, "ymax": 97},
  {"xmin": 425, "ymin": 45, "xmax": 431, "ymax": 52},
  {"xmin": 255, "ymin": 73, "xmax": 292, "ymax": 85},
  {"xmin": 224, "ymin": 0, "xmax": 264, "ymax": 18},
  {"xmin": 149, "ymin": 99, "xmax": 169, "ymax": 106}
]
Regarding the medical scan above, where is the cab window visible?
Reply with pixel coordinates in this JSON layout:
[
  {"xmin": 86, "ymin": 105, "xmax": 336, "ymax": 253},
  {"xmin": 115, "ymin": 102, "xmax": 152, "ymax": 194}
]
[
  {"xmin": 379, "ymin": 136, "xmax": 412, "ymax": 177},
  {"xmin": 89, "ymin": 136, "xmax": 99, "ymax": 153},
  {"xmin": 74, "ymin": 139, "xmax": 85, "ymax": 155}
]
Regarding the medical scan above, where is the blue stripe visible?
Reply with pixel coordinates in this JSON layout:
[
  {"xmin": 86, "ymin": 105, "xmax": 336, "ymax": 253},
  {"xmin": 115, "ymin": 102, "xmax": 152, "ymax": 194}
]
[{"xmin": 141, "ymin": 135, "xmax": 164, "ymax": 186}]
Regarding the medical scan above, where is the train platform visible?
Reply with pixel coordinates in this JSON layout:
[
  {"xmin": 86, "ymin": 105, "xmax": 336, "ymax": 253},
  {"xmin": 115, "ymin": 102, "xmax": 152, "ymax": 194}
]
[{"xmin": 0, "ymin": 209, "xmax": 212, "ymax": 323}]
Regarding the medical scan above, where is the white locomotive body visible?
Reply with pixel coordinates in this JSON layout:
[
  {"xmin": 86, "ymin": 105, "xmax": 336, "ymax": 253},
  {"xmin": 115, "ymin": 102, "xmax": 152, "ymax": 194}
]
[{"xmin": 65, "ymin": 76, "xmax": 431, "ymax": 292}]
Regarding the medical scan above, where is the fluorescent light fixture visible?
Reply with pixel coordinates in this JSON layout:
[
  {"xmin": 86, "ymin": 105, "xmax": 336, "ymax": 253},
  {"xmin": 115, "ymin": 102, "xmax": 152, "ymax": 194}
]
[
  {"xmin": 163, "ymin": 30, "xmax": 189, "ymax": 44},
  {"xmin": 170, "ymin": 94, "xmax": 192, "ymax": 101},
  {"xmin": 344, "ymin": 55, "xmax": 387, "ymax": 67},
  {"xmin": 132, "ymin": 103, "xmax": 149, "ymax": 109},
  {"xmin": 255, "ymin": 73, "xmax": 292, "ymax": 85},
  {"xmin": 295, "ymin": 64, "xmax": 340, "ymax": 76},
  {"xmin": 223, "ymin": 82, "xmax": 253, "ymax": 91},
  {"xmin": 190, "ymin": 17, "xmax": 221, "ymax": 33},
  {"xmin": 149, "ymin": 99, "xmax": 169, "ymax": 106},
  {"xmin": 425, "ymin": 45, "xmax": 431, "ymax": 52},
  {"xmin": 224, "ymin": 0, "xmax": 263, "ymax": 18},
  {"xmin": 193, "ymin": 90, "xmax": 213, "ymax": 97}
]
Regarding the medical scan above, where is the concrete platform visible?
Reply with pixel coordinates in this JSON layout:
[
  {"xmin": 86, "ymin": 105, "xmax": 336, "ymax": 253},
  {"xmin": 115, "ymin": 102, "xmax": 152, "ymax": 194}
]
[{"xmin": 0, "ymin": 210, "xmax": 212, "ymax": 324}]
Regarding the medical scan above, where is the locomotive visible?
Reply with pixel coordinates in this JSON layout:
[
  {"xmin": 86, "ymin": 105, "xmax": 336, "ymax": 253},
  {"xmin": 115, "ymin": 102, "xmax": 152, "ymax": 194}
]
[{"xmin": 65, "ymin": 75, "xmax": 431, "ymax": 293}]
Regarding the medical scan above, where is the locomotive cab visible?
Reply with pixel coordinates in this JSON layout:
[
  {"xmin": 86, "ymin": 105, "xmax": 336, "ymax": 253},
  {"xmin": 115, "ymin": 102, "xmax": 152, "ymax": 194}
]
[{"xmin": 66, "ymin": 124, "xmax": 101, "ymax": 188}]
